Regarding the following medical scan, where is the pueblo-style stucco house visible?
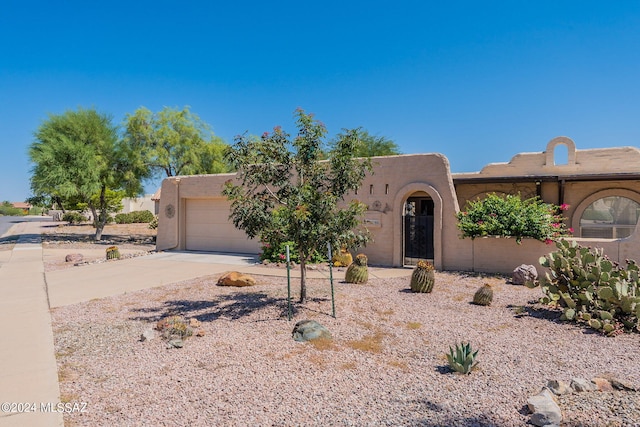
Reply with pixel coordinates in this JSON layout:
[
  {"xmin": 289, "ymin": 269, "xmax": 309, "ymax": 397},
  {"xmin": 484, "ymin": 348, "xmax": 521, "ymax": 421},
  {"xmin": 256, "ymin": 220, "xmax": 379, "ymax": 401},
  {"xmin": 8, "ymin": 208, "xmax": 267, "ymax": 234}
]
[{"xmin": 156, "ymin": 137, "xmax": 640, "ymax": 274}]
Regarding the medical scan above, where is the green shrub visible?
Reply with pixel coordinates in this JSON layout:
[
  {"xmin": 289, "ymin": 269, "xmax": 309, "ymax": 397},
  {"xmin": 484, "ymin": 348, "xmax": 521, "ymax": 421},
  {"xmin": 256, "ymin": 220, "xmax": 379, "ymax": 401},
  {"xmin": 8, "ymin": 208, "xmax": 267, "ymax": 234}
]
[
  {"xmin": 148, "ymin": 215, "xmax": 158, "ymax": 230},
  {"xmin": 62, "ymin": 212, "xmax": 87, "ymax": 224},
  {"xmin": 259, "ymin": 240, "xmax": 326, "ymax": 264},
  {"xmin": 456, "ymin": 193, "xmax": 572, "ymax": 244},
  {"xmin": 0, "ymin": 202, "xmax": 25, "ymax": 216},
  {"xmin": 114, "ymin": 210, "xmax": 154, "ymax": 224},
  {"xmin": 130, "ymin": 210, "xmax": 155, "ymax": 223},
  {"xmin": 526, "ymin": 239, "xmax": 640, "ymax": 335},
  {"xmin": 114, "ymin": 213, "xmax": 133, "ymax": 224}
]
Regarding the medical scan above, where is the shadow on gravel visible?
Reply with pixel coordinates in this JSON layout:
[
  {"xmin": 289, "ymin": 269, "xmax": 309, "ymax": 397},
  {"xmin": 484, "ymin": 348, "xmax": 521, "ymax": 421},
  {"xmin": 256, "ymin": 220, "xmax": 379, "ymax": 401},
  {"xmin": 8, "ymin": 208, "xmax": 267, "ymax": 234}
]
[
  {"xmin": 435, "ymin": 365, "xmax": 452, "ymax": 374},
  {"xmin": 404, "ymin": 404, "xmax": 517, "ymax": 427},
  {"xmin": 507, "ymin": 303, "xmax": 562, "ymax": 322},
  {"xmin": 129, "ymin": 291, "xmax": 292, "ymax": 322}
]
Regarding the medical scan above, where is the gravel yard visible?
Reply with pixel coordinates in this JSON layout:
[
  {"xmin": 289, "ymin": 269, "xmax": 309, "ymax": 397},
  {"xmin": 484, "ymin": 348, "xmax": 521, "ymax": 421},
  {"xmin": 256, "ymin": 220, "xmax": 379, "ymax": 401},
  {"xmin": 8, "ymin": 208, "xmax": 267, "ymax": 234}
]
[
  {"xmin": 41, "ymin": 222, "xmax": 156, "ymax": 271},
  {"xmin": 51, "ymin": 269, "xmax": 640, "ymax": 426}
]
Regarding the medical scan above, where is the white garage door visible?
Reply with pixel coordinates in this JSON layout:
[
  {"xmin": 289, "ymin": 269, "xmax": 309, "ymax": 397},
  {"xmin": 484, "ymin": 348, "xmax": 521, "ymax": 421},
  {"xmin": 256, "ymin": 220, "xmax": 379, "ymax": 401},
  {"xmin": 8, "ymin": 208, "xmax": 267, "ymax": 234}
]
[{"xmin": 185, "ymin": 199, "xmax": 261, "ymax": 253}]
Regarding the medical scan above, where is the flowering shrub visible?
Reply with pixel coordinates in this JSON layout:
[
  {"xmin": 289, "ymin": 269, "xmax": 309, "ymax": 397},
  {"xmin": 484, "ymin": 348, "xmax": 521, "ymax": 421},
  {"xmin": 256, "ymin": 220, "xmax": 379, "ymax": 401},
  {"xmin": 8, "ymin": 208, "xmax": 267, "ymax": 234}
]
[{"xmin": 456, "ymin": 193, "xmax": 572, "ymax": 244}]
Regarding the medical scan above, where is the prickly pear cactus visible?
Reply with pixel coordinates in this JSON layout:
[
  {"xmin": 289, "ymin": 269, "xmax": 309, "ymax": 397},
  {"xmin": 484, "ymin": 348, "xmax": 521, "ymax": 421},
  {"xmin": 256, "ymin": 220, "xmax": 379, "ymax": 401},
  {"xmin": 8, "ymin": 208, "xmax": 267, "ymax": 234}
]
[
  {"xmin": 410, "ymin": 260, "xmax": 435, "ymax": 293},
  {"xmin": 473, "ymin": 283, "xmax": 493, "ymax": 306},
  {"xmin": 345, "ymin": 254, "xmax": 368, "ymax": 284},
  {"xmin": 106, "ymin": 246, "xmax": 121, "ymax": 260},
  {"xmin": 527, "ymin": 238, "xmax": 640, "ymax": 335}
]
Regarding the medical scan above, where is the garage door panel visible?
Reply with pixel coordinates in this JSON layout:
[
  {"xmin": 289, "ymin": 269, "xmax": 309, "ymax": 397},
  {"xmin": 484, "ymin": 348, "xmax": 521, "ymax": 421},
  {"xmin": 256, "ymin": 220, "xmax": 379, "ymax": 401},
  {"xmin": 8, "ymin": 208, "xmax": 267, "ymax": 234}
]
[{"xmin": 185, "ymin": 199, "xmax": 260, "ymax": 253}]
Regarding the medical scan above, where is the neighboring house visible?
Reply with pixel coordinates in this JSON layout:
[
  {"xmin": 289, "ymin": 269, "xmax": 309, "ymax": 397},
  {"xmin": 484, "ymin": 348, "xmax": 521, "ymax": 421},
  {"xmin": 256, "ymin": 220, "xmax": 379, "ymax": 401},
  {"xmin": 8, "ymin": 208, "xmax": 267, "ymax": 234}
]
[
  {"xmin": 156, "ymin": 137, "xmax": 640, "ymax": 274},
  {"xmin": 120, "ymin": 194, "xmax": 156, "ymax": 214},
  {"xmin": 11, "ymin": 202, "xmax": 32, "ymax": 214}
]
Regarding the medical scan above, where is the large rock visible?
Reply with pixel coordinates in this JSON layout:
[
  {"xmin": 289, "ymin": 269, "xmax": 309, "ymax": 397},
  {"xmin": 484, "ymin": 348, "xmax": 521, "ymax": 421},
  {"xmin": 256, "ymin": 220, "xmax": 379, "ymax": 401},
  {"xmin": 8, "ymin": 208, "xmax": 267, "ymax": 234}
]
[
  {"xmin": 594, "ymin": 372, "xmax": 638, "ymax": 391},
  {"xmin": 292, "ymin": 320, "xmax": 332, "ymax": 342},
  {"xmin": 527, "ymin": 387, "xmax": 562, "ymax": 426},
  {"xmin": 216, "ymin": 271, "xmax": 257, "ymax": 287},
  {"xmin": 591, "ymin": 377, "xmax": 614, "ymax": 392},
  {"xmin": 512, "ymin": 264, "xmax": 538, "ymax": 285},
  {"xmin": 546, "ymin": 379, "xmax": 571, "ymax": 395},
  {"xmin": 570, "ymin": 377, "xmax": 597, "ymax": 392},
  {"xmin": 140, "ymin": 328, "xmax": 157, "ymax": 342},
  {"xmin": 65, "ymin": 253, "xmax": 84, "ymax": 263}
]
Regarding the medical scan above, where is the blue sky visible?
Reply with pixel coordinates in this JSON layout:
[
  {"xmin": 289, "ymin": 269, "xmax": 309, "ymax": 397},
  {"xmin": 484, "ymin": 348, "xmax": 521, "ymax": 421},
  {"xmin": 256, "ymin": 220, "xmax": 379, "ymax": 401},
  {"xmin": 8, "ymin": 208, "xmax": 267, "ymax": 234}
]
[{"xmin": 2, "ymin": 1, "xmax": 640, "ymax": 203}]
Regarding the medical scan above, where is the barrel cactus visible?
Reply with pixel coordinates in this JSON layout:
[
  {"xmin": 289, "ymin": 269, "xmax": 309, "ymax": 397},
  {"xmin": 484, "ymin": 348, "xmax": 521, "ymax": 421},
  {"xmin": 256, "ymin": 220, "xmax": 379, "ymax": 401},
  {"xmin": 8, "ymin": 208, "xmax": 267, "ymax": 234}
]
[
  {"xmin": 345, "ymin": 254, "xmax": 369, "ymax": 284},
  {"xmin": 106, "ymin": 245, "xmax": 121, "ymax": 260},
  {"xmin": 472, "ymin": 283, "xmax": 493, "ymax": 306},
  {"xmin": 332, "ymin": 246, "xmax": 353, "ymax": 267},
  {"xmin": 410, "ymin": 260, "xmax": 435, "ymax": 293}
]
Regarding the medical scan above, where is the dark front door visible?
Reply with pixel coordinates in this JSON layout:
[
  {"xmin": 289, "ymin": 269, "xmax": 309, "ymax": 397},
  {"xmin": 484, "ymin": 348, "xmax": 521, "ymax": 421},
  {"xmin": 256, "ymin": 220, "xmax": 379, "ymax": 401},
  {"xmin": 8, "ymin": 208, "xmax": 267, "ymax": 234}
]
[{"xmin": 404, "ymin": 197, "xmax": 434, "ymax": 265}]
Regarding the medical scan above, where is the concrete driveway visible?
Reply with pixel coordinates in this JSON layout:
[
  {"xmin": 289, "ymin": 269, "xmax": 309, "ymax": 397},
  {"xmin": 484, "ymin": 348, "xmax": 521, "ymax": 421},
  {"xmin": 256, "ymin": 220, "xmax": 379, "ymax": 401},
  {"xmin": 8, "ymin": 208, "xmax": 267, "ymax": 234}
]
[
  {"xmin": 145, "ymin": 250, "xmax": 260, "ymax": 265},
  {"xmin": 45, "ymin": 251, "xmax": 260, "ymax": 308}
]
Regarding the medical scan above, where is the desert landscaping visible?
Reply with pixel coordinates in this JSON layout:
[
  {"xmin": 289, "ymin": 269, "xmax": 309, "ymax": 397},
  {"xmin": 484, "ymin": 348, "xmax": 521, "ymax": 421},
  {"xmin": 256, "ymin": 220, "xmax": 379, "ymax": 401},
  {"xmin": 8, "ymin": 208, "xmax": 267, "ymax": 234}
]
[{"xmin": 40, "ymin": 224, "xmax": 640, "ymax": 426}]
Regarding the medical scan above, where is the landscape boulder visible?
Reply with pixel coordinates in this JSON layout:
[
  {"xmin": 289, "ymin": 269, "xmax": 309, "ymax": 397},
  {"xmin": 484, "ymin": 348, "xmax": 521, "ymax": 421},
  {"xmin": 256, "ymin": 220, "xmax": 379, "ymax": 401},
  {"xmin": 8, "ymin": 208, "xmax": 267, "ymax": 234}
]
[
  {"xmin": 527, "ymin": 387, "xmax": 562, "ymax": 426},
  {"xmin": 140, "ymin": 328, "xmax": 157, "ymax": 342},
  {"xmin": 292, "ymin": 320, "xmax": 332, "ymax": 342},
  {"xmin": 512, "ymin": 264, "xmax": 538, "ymax": 285},
  {"xmin": 65, "ymin": 253, "xmax": 84, "ymax": 263},
  {"xmin": 546, "ymin": 379, "xmax": 571, "ymax": 395},
  {"xmin": 216, "ymin": 271, "xmax": 257, "ymax": 287},
  {"xmin": 570, "ymin": 377, "xmax": 597, "ymax": 392}
]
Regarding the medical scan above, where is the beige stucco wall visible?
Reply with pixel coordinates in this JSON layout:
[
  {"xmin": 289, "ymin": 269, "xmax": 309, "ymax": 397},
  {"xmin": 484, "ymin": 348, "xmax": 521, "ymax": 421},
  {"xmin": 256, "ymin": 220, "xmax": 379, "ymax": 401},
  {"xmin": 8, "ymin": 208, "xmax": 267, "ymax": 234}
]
[
  {"xmin": 454, "ymin": 137, "xmax": 640, "ymax": 240},
  {"xmin": 156, "ymin": 137, "xmax": 640, "ymax": 275},
  {"xmin": 338, "ymin": 154, "xmax": 468, "ymax": 269},
  {"xmin": 121, "ymin": 195, "xmax": 155, "ymax": 214},
  {"xmin": 156, "ymin": 154, "xmax": 469, "ymax": 268},
  {"xmin": 467, "ymin": 222, "xmax": 640, "ymax": 276},
  {"xmin": 455, "ymin": 137, "xmax": 640, "ymax": 179}
]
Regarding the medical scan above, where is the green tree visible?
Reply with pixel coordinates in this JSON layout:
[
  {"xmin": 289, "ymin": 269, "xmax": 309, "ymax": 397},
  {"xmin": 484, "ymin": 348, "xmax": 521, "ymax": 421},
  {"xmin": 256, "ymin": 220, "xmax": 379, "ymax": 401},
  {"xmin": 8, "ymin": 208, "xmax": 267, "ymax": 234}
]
[
  {"xmin": 76, "ymin": 189, "xmax": 125, "ymax": 227},
  {"xmin": 123, "ymin": 106, "xmax": 230, "ymax": 178},
  {"xmin": 348, "ymin": 129, "xmax": 400, "ymax": 157},
  {"xmin": 0, "ymin": 201, "xmax": 24, "ymax": 216},
  {"xmin": 223, "ymin": 109, "xmax": 372, "ymax": 303},
  {"xmin": 29, "ymin": 107, "xmax": 146, "ymax": 240}
]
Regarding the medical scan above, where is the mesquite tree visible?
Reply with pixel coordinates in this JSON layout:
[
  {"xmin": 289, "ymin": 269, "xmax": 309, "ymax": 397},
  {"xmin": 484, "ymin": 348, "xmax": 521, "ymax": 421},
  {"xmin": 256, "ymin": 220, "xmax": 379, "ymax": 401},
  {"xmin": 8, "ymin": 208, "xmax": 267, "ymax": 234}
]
[
  {"xmin": 223, "ymin": 109, "xmax": 371, "ymax": 303},
  {"xmin": 29, "ymin": 108, "xmax": 145, "ymax": 240}
]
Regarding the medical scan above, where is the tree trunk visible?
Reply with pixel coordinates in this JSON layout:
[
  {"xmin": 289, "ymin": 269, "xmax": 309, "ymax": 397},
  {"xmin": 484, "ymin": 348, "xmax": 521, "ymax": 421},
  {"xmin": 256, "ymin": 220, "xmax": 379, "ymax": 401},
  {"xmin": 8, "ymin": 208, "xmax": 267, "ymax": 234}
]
[
  {"xmin": 89, "ymin": 204, "xmax": 99, "ymax": 228},
  {"xmin": 299, "ymin": 258, "xmax": 307, "ymax": 303},
  {"xmin": 93, "ymin": 186, "xmax": 107, "ymax": 241},
  {"xmin": 54, "ymin": 196, "xmax": 65, "ymax": 213}
]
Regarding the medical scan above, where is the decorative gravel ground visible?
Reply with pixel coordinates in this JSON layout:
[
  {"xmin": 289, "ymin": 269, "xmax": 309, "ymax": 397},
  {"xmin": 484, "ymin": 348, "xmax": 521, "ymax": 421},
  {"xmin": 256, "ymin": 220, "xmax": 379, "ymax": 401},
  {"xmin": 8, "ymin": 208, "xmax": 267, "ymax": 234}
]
[
  {"xmin": 41, "ymin": 223, "xmax": 156, "ymax": 271},
  {"xmin": 51, "ymin": 270, "xmax": 640, "ymax": 427}
]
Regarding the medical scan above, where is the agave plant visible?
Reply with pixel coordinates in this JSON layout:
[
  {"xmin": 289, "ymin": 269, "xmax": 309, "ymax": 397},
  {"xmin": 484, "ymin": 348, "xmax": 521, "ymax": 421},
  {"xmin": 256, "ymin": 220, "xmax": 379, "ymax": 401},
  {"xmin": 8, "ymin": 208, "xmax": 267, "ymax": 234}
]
[{"xmin": 446, "ymin": 342, "xmax": 479, "ymax": 374}]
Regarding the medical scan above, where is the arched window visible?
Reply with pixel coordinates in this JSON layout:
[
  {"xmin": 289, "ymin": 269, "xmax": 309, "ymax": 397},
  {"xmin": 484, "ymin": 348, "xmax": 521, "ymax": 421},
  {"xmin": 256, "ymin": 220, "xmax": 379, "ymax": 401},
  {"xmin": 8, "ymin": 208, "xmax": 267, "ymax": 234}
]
[{"xmin": 580, "ymin": 196, "xmax": 640, "ymax": 238}]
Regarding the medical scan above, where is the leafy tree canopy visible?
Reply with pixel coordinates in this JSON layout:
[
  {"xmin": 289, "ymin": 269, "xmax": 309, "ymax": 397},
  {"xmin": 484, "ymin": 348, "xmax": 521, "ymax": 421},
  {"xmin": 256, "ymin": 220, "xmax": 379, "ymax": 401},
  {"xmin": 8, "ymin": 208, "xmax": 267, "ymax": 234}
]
[
  {"xmin": 29, "ymin": 107, "xmax": 146, "ymax": 240},
  {"xmin": 223, "ymin": 109, "xmax": 372, "ymax": 303},
  {"xmin": 123, "ymin": 106, "xmax": 230, "ymax": 178},
  {"xmin": 340, "ymin": 129, "xmax": 400, "ymax": 157}
]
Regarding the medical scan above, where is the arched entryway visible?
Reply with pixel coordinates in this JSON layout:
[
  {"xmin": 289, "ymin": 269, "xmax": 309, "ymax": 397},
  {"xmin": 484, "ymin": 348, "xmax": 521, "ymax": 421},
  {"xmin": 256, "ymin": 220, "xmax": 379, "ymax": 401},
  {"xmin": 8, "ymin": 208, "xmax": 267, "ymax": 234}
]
[
  {"xmin": 392, "ymin": 183, "xmax": 444, "ymax": 268},
  {"xmin": 403, "ymin": 192, "xmax": 435, "ymax": 265}
]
